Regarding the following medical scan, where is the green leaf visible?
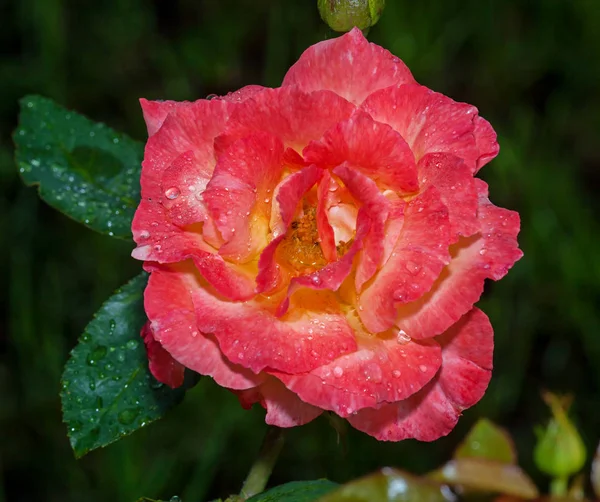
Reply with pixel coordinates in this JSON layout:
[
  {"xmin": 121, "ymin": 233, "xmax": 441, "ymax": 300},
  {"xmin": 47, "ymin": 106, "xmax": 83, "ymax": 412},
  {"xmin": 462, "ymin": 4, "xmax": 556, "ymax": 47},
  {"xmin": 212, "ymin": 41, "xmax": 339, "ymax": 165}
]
[
  {"xmin": 317, "ymin": 469, "xmax": 452, "ymax": 502},
  {"xmin": 246, "ymin": 480, "xmax": 338, "ymax": 502},
  {"xmin": 14, "ymin": 95, "xmax": 144, "ymax": 239},
  {"xmin": 428, "ymin": 458, "xmax": 539, "ymax": 499},
  {"xmin": 454, "ymin": 418, "xmax": 517, "ymax": 464},
  {"xmin": 60, "ymin": 273, "xmax": 195, "ymax": 458}
]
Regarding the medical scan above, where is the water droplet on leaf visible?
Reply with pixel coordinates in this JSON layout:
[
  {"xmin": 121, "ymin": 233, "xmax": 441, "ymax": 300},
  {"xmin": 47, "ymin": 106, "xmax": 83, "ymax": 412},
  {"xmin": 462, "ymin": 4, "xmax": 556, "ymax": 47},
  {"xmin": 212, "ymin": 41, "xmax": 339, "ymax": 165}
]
[{"xmin": 118, "ymin": 408, "xmax": 140, "ymax": 425}]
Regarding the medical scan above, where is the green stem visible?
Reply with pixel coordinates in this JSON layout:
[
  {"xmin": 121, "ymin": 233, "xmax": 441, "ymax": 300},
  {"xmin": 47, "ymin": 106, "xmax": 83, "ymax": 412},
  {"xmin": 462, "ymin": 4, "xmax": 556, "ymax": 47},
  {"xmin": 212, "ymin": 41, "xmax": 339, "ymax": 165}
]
[
  {"xmin": 239, "ymin": 426, "xmax": 285, "ymax": 500},
  {"xmin": 550, "ymin": 476, "xmax": 568, "ymax": 497}
]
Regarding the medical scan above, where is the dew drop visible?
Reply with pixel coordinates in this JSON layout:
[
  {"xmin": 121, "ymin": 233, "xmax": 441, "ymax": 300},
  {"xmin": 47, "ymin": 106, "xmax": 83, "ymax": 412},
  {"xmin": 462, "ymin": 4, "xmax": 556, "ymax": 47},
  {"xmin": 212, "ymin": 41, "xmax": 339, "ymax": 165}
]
[
  {"xmin": 405, "ymin": 261, "xmax": 421, "ymax": 274},
  {"xmin": 126, "ymin": 339, "xmax": 139, "ymax": 350},
  {"xmin": 392, "ymin": 370, "xmax": 401, "ymax": 378},
  {"xmin": 419, "ymin": 364, "xmax": 428, "ymax": 373},
  {"xmin": 69, "ymin": 420, "xmax": 83, "ymax": 433},
  {"xmin": 396, "ymin": 329, "xmax": 411, "ymax": 344},
  {"xmin": 86, "ymin": 345, "xmax": 107, "ymax": 366},
  {"xmin": 117, "ymin": 408, "xmax": 140, "ymax": 425},
  {"xmin": 165, "ymin": 187, "xmax": 180, "ymax": 200},
  {"xmin": 333, "ymin": 366, "xmax": 344, "ymax": 378},
  {"xmin": 139, "ymin": 230, "xmax": 150, "ymax": 239},
  {"xmin": 366, "ymin": 362, "xmax": 383, "ymax": 383}
]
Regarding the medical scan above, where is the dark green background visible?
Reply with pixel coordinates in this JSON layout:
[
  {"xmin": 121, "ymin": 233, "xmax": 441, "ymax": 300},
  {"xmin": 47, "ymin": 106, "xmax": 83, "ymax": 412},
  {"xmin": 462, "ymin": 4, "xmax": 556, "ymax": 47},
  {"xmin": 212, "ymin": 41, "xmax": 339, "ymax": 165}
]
[{"xmin": 1, "ymin": 1, "xmax": 599, "ymax": 501}]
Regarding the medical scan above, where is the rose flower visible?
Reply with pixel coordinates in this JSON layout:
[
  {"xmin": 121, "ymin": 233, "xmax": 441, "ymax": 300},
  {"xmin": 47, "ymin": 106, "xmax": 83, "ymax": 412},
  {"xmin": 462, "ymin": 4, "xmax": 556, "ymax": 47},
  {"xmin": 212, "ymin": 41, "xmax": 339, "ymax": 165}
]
[{"xmin": 132, "ymin": 28, "xmax": 522, "ymax": 441}]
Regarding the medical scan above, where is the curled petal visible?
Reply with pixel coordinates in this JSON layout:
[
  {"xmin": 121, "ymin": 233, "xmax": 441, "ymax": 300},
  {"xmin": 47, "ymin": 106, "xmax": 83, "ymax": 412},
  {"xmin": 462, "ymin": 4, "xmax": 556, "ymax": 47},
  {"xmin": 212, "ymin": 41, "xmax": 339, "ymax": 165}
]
[
  {"xmin": 202, "ymin": 132, "xmax": 285, "ymax": 262},
  {"xmin": 140, "ymin": 99, "xmax": 232, "ymax": 200},
  {"xmin": 333, "ymin": 163, "xmax": 391, "ymax": 290},
  {"xmin": 395, "ymin": 179, "xmax": 522, "ymax": 339},
  {"xmin": 216, "ymin": 86, "xmax": 356, "ymax": 154},
  {"xmin": 361, "ymin": 84, "xmax": 498, "ymax": 172},
  {"xmin": 139, "ymin": 98, "xmax": 181, "ymax": 137},
  {"xmin": 191, "ymin": 254, "xmax": 256, "ymax": 301},
  {"xmin": 256, "ymin": 165, "xmax": 323, "ymax": 294},
  {"xmin": 283, "ymin": 27, "xmax": 415, "ymax": 105},
  {"xmin": 192, "ymin": 286, "xmax": 357, "ymax": 375},
  {"xmin": 236, "ymin": 377, "xmax": 322, "ymax": 427},
  {"xmin": 358, "ymin": 187, "xmax": 452, "ymax": 333},
  {"xmin": 418, "ymin": 153, "xmax": 479, "ymax": 240},
  {"xmin": 141, "ymin": 321, "xmax": 185, "ymax": 389},
  {"xmin": 303, "ymin": 111, "xmax": 418, "ymax": 193},
  {"xmin": 132, "ymin": 99, "xmax": 233, "ymax": 260},
  {"xmin": 316, "ymin": 170, "xmax": 337, "ymax": 262},
  {"xmin": 473, "ymin": 116, "xmax": 500, "ymax": 171},
  {"xmin": 274, "ymin": 337, "xmax": 441, "ymax": 417},
  {"xmin": 131, "ymin": 199, "xmax": 210, "ymax": 263},
  {"xmin": 144, "ymin": 262, "xmax": 262, "ymax": 390},
  {"xmin": 348, "ymin": 308, "xmax": 493, "ymax": 441}
]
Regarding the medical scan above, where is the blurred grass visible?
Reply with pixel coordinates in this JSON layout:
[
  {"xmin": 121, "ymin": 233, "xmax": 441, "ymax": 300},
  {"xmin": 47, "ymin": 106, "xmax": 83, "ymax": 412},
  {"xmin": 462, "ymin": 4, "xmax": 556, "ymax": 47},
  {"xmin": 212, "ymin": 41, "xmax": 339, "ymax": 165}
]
[{"xmin": 1, "ymin": 1, "xmax": 599, "ymax": 501}]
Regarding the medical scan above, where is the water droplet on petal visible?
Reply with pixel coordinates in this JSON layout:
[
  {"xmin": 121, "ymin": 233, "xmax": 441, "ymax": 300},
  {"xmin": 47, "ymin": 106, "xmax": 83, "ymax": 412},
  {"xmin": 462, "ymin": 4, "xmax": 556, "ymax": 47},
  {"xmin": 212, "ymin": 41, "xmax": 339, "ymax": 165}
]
[
  {"xmin": 392, "ymin": 370, "xmax": 401, "ymax": 378},
  {"xmin": 419, "ymin": 364, "xmax": 428, "ymax": 373},
  {"xmin": 333, "ymin": 366, "xmax": 344, "ymax": 378},
  {"xmin": 396, "ymin": 329, "xmax": 411, "ymax": 344},
  {"xmin": 165, "ymin": 187, "xmax": 180, "ymax": 200}
]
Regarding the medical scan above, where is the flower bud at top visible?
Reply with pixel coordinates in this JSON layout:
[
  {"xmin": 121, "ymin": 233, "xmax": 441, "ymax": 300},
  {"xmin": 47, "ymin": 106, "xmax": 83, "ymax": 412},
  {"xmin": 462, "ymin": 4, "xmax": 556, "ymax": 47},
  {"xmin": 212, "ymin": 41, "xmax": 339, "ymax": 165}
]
[
  {"xmin": 534, "ymin": 392, "xmax": 587, "ymax": 478},
  {"xmin": 318, "ymin": 0, "xmax": 385, "ymax": 33}
]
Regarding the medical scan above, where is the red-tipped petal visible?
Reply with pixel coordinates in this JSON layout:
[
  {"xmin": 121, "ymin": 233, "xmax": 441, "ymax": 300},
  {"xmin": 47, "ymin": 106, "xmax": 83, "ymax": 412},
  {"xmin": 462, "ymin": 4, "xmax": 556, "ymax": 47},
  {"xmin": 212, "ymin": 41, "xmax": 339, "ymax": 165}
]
[
  {"xmin": 361, "ymin": 84, "xmax": 498, "ymax": 172},
  {"xmin": 333, "ymin": 163, "xmax": 391, "ymax": 290},
  {"xmin": 139, "ymin": 99, "xmax": 232, "ymax": 200},
  {"xmin": 316, "ymin": 170, "xmax": 337, "ymax": 262},
  {"xmin": 394, "ymin": 180, "xmax": 522, "ymax": 339},
  {"xmin": 131, "ymin": 199, "xmax": 210, "ymax": 263},
  {"xmin": 303, "ymin": 111, "xmax": 418, "ymax": 193},
  {"xmin": 144, "ymin": 263, "xmax": 262, "ymax": 390},
  {"xmin": 256, "ymin": 165, "xmax": 323, "ymax": 295},
  {"xmin": 203, "ymin": 132, "xmax": 285, "ymax": 262},
  {"xmin": 283, "ymin": 27, "xmax": 415, "ymax": 105},
  {"xmin": 236, "ymin": 377, "xmax": 322, "ymax": 427},
  {"xmin": 216, "ymin": 86, "xmax": 356, "ymax": 155},
  {"xmin": 274, "ymin": 337, "xmax": 441, "ymax": 417},
  {"xmin": 161, "ymin": 150, "xmax": 210, "ymax": 226},
  {"xmin": 418, "ymin": 153, "xmax": 479, "ymax": 240},
  {"xmin": 139, "ymin": 98, "xmax": 182, "ymax": 137},
  {"xmin": 192, "ymin": 286, "xmax": 357, "ymax": 375},
  {"xmin": 132, "ymin": 99, "xmax": 233, "ymax": 260},
  {"xmin": 358, "ymin": 187, "xmax": 452, "ymax": 333},
  {"xmin": 217, "ymin": 85, "xmax": 268, "ymax": 103},
  {"xmin": 348, "ymin": 308, "xmax": 493, "ymax": 441},
  {"xmin": 473, "ymin": 116, "xmax": 500, "ymax": 171},
  {"xmin": 141, "ymin": 321, "xmax": 185, "ymax": 388},
  {"xmin": 191, "ymin": 254, "xmax": 256, "ymax": 301}
]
